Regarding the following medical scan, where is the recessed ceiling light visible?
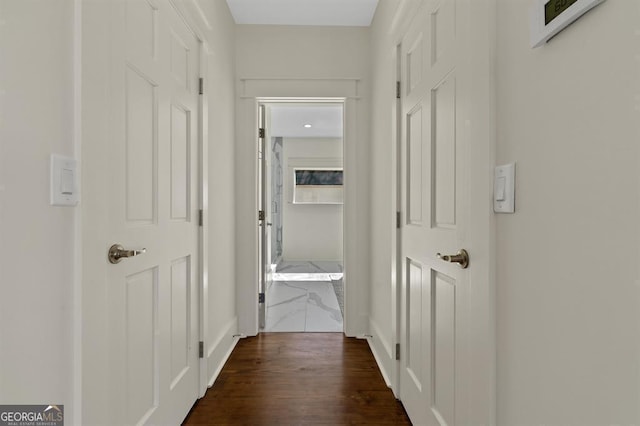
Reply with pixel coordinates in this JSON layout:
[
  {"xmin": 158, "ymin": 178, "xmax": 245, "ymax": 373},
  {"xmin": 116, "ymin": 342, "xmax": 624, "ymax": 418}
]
[{"xmin": 304, "ymin": 124, "xmax": 312, "ymax": 128}]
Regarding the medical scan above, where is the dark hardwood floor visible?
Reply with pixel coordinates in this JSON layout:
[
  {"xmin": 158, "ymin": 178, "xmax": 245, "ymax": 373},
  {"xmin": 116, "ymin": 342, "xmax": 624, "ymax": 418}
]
[{"xmin": 183, "ymin": 333, "xmax": 411, "ymax": 425}]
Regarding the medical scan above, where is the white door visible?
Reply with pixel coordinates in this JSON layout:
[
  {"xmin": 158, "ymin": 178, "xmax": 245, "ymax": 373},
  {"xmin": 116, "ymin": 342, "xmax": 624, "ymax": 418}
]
[
  {"xmin": 264, "ymin": 107, "xmax": 274, "ymax": 314},
  {"xmin": 258, "ymin": 103, "xmax": 275, "ymax": 330},
  {"xmin": 258, "ymin": 104, "xmax": 267, "ymax": 328},
  {"xmin": 398, "ymin": 0, "xmax": 493, "ymax": 424},
  {"xmin": 105, "ymin": 1, "xmax": 200, "ymax": 424}
]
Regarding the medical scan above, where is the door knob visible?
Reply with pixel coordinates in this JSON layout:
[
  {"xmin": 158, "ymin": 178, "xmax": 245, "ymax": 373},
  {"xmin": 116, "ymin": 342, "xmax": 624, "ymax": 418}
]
[
  {"xmin": 436, "ymin": 249, "xmax": 469, "ymax": 269},
  {"xmin": 108, "ymin": 244, "xmax": 146, "ymax": 264}
]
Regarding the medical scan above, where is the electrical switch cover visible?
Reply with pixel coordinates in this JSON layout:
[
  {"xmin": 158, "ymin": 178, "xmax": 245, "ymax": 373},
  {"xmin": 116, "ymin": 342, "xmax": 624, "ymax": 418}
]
[{"xmin": 51, "ymin": 154, "xmax": 79, "ymax": 206}]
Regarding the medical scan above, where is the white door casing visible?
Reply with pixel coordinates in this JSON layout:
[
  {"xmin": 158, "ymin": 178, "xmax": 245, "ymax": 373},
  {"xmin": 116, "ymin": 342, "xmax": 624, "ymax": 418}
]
[
  {"xmin": 102, "ymin": 1, "xmax": 201, "ymax": 424},
  {"xmin": 398, "ymin": 0, "xmax": 495, "ymax": 425},
  {"xmin": 236, "ymin": 86, "xmax": 366, "ymax": 337}
]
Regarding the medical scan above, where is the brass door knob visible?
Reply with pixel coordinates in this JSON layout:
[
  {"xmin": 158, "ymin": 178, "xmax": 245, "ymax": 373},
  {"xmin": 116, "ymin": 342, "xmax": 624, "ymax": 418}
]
[
  {"xmin": 108, "ymin": 244, "xmax": 146, "ymax": 264},
  {"xmin": 436, "ymin": 249, "xmax": 469, "ymax": 269}
]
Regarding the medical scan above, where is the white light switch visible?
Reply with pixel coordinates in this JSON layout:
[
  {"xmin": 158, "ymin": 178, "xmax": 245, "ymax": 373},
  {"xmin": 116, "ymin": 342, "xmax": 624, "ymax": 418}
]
[
  {"xmin": 61, "ymin": 168, "xmax": 74, "ymax": 194},
  {"xmin": 494, "ymin": 163, "xmax": 515, "ymax": 213},
  {"xmin": 495, "ymin": 176, "xmax": 506, "ymax": 201},
  {"xmin": 51, "ymin": 154, "xmax": 79, "ymax": 206}
]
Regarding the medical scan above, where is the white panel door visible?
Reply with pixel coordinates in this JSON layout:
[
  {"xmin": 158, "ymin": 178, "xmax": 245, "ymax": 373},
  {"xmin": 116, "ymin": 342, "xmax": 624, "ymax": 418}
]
[
  {"xmin": 398, "ymin": 0, "xmax": 492, "ymax": 425},
  {"xmin": 262, "ymin": 105, "xmax": 274, "ymax": 327},
  {"xmin": 258, "ymin": 104, "xmax": 267, "ymax": 328},
  {"xmin": 106, "ymin": 1, "xmax": 200, "ymax": 424}
]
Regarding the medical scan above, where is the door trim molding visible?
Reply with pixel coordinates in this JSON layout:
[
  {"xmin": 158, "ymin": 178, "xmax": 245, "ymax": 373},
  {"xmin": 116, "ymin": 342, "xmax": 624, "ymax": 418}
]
[
  {"xmin": 235, "ymin": 78, "xmax": 369, "ymax": 337},
  {"xmin": 72, "ymin": 0, "xmax": 83, "ymax": 424}
]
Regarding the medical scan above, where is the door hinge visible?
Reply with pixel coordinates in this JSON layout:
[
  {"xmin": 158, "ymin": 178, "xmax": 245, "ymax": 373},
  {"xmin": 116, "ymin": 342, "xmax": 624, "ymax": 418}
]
[
  {"xmin": 198, "ymin": 209, "xmax": 203, "ymax": 227},
  {"xmin": 396, "ymin": 81, "xmax": 401, "ymax": 99},
  {"xmin": 258, "ymin": 210, "xmax": 265, "ymax": 221},
  {"xmin": 258, "ymin": 292, "xmax": 265, "ymax": 304},
  {"xmin": 396, "ymin": 211, "xmax": 401, "ymax": 229},
  {"xmin": 258, "ymin": 128, "xmax": 265, "ymax": 139},
  {"xmin": 395, "ymin": 343, "xmax": 400, "ymax": 360},
  {"xmin": 198, "ymin": 78, "xmax": 204, "ymax": 95},
  {"xmin": 199, "ymin": 341, "xmax": 204, "ymax": 359}
]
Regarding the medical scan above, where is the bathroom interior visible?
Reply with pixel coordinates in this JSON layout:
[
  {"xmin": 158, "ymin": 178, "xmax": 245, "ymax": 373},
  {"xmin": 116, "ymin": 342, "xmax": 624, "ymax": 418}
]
[{"xmin": 262, "ymin": 103, "xmax": 344, "ymax": 332}]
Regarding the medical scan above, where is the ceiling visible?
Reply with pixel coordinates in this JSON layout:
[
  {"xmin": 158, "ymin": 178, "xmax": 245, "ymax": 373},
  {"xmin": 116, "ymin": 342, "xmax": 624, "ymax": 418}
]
[
  {"xmin": 270, "ymin": 104, "xmax": 343, "ymax": 138},
  {"xmin": 226, "ymin": 0, "xmax": 379, "ymax": 26}
]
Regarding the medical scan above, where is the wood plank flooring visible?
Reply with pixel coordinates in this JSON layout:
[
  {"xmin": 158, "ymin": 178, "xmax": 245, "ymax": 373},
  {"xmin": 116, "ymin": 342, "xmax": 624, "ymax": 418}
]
[{"xmin": 183, "ymin": 333, "xmax": 411, "ymax": 425}]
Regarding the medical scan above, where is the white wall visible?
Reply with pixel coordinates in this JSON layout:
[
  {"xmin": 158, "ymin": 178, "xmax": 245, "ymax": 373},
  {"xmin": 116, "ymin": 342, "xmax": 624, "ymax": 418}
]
[
  {"xmin": 496, "ymin": 1, "xmax": 640, "ymax": 424},
  {"xmin": 370, "ymin": 0, "xmax": 640, "ymax": 423},
  {"xmin": 0, "ymin": 0, "xmax": 76, "ymax": 418},
  {"xmin": 282, "ymin": 137, "xmax": 343, "ymax": 261},
  {"xmin": 235, "ymin": 25, "xmax": 371, "ymax": 336},
  {"xmin": 236, "ymin": 25, "xmax": 371, "ymax": 80}
]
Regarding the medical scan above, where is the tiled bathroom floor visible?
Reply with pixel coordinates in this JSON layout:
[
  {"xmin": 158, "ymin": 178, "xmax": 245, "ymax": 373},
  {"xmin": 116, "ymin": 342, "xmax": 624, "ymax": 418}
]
[
  {"xmin": 275, "ymin": 260, "xmax": 343, "ymax": 273},
  {"xmin": 264, "ymin": 261, "xmax": 343, "ymax": 332}
]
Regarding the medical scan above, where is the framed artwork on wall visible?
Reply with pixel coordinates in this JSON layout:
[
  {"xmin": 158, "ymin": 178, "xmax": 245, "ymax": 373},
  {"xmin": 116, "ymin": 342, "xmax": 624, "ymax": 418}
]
[{"xmin": 293, "ymin": 168, "xmax": 343, "ymax": 204}]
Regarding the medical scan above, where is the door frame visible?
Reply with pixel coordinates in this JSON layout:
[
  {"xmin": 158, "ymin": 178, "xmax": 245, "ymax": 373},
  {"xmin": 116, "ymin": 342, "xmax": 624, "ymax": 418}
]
[
  {"xmin": 196, "ymin": 40, "xmax": 210, "ymax": 398},
  {"xmin": 256, "ymin": 99, "xmax": 346, "ymax": 332},
  {"xmin": 389, "ymin": 0, "xmax": 423, "ymax": 401},
  {"xmin": 236, "ymin": 78, "xmax": 368, "ymax": 337}
]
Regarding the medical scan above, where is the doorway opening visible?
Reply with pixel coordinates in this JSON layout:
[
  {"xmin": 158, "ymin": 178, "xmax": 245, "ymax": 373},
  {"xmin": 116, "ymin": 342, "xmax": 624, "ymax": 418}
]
[{"xmin": 258, "ymin": 100, "xmax": 345, "ymax": 333}]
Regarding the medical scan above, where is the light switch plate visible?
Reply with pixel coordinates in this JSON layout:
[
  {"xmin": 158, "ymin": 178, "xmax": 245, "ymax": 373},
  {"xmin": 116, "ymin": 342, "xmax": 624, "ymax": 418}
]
[
  {"xmin": 51, "ymin": 154, "xmax": 79, "ymax": 206},
  {"xmin": 494, "ymin": 163, "xmax": 515, "ymax": 213}
]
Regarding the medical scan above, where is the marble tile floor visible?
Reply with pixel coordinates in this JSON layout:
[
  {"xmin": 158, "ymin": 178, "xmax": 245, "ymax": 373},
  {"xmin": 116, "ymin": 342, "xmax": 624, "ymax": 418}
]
[
  {"xmin": 275, "ymin": 260, "xmax": 343, "ymax": 273},
  {"xmin": 272, "ymin": 272, "xmax": 343, "ymax": 281},
  {"xmin": 264, "ymin": 261, "xmax": 343, "ymax": 332}
]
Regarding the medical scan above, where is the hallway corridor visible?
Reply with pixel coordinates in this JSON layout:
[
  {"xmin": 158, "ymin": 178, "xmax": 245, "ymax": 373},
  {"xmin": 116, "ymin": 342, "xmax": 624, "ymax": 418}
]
[{"xmin": 182, "ymin": 333, "xmax": 410, "ymax": 425}]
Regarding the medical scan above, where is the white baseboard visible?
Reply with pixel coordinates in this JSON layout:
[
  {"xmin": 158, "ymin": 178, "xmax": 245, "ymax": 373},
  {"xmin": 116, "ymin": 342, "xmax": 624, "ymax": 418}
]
[
  {"xmin": 367, "ymin": 318, "xmax": 394, "ymax": 389},
  {"xmin": 206, "ymin": 316, "xmax": 240, "ymax": 387}
]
